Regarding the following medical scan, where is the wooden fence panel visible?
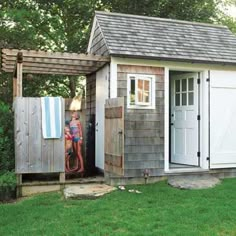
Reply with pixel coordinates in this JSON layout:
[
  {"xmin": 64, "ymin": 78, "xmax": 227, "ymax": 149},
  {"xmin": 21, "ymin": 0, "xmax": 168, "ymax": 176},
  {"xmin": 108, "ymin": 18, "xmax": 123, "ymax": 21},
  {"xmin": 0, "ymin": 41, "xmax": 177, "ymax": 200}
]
[
  {"xmin": 15, "ymin": 97, "xmax": 29, "ymax": 173},
  {"xmin": 28, "ymin": 98, "xmax": 42, "ymax": 172},
  {"xmin": 15, "ymin": 97, "xmax": 65, "ymax": 174},
  {"xmin": 105, "ymin": 97, "xmax": 124, "ymax": 176}
]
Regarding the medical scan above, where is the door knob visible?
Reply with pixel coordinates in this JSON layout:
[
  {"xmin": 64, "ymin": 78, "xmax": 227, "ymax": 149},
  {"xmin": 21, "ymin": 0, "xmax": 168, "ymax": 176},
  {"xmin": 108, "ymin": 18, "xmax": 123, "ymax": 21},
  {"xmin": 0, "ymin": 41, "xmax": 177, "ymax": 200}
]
[{"xmin": 171, "ymin": 123, "xmax": 174, "ymax": 126}]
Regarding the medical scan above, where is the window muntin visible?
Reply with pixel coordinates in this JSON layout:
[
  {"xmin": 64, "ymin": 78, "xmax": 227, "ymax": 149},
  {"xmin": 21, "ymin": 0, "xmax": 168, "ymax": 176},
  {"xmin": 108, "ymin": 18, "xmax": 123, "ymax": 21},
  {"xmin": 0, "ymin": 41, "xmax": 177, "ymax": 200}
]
[
  {"xmin": 127, "ymin": 74, "xmax": 155, "ymax": 108},
  {"xmin": 175, "ymin": 77, "xmax": 194, "ymax": 107}
]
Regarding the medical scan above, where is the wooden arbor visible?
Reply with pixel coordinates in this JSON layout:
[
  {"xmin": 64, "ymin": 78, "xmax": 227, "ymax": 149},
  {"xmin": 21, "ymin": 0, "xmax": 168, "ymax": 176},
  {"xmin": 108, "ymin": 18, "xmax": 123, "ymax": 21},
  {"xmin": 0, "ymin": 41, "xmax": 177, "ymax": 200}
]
[
  {"xmin": 1, "ymin": 48, "xmax": 110, "ymax": 98},
  {"xmin": 1, "ymin": 49, "xmax": 110, "ymax": 196}
]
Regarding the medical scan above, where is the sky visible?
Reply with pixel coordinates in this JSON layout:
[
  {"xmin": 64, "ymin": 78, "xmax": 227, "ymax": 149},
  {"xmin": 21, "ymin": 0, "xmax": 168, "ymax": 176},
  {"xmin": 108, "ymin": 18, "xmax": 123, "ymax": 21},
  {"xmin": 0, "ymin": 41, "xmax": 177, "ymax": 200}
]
[{"xmin": 225, "ymin": 5, "xmax": 236, "ymax": 18}]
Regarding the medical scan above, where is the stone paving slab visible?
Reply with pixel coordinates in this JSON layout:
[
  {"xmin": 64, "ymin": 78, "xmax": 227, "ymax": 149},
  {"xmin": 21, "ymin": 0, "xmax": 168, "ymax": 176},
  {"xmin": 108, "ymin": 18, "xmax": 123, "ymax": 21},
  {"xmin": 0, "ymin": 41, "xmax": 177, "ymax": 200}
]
[
  {"xmin": 64, "ymin": 184, "xmax": 116, "ymax": 199},
  {"xmin": 168, "ymin": 175, "xmax": 221, "ymax": 189}
]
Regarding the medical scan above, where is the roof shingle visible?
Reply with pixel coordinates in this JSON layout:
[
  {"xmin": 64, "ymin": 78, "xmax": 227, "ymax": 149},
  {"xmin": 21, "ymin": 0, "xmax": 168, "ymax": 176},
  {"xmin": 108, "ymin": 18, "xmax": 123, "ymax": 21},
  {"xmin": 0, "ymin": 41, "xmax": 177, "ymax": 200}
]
[{"xmin": 95, "ymin": 11, "xmax": 236, "ymax": 65}]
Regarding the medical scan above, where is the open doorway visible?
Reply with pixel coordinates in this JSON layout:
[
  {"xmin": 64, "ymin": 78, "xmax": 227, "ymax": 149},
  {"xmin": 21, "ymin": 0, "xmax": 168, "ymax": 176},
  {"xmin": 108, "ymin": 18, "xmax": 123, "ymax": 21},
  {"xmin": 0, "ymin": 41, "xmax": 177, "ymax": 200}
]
[{"xmin": 169, "ymin": 70, "xmax": 201, "ymax": 169}]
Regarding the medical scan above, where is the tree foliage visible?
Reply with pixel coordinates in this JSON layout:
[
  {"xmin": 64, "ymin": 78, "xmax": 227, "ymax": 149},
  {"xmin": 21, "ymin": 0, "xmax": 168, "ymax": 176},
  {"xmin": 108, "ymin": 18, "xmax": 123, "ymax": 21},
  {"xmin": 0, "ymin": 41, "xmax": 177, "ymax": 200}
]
[
  {"xmin": 0, "ymin": 0, "xmax": 235, "ymax": 104},
  {"xmin": 0, "ymin": 102, "xmax": 14, "ymax": 171}
]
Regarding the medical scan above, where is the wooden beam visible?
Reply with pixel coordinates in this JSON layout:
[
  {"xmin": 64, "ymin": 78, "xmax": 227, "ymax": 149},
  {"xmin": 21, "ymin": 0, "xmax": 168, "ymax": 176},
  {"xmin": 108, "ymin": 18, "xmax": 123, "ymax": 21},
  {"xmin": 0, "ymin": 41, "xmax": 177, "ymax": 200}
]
[
  {"xmin": 2, "ymin": 49, "xmax": 110, "ymax": 62},
  {"xmin": 3, "ymin": 65, "xmax": 97, "ymax": 75},
  {"xmin": 2, "ymin": 48, "xmax": 110, "ymax": 76},
  {"xmin": 3, "ymin": 62, "xmax": 101, "ymax": 71},
  {"xmin": 3, "ymin": 68, "xmax": 87, "ymax": 76},
  {"xmin": 2, "ymin": 55, "xmax": 107, "ymax": 67}
]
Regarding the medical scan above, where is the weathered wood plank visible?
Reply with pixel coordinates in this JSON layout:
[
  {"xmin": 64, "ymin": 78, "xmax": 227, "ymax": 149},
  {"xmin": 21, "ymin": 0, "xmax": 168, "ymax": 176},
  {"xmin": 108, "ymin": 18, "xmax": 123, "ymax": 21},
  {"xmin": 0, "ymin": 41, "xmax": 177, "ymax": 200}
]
[
  {"xmin": 2, "ymin": 48, "xmax": 110, "ymax": 61},
  {"xmin": 105, "ymin": 106, "xmax": 122, "ymax": 119},
  {"xmin": 53, "ymin": 98, "xmax": 65, "ymax": 172},
  {"xmin": 105, "ymin": 97, "xmax": 124, "ymax": 176},
  {"xmin": 15, "ymin": 97, "xmax": 29, "ymax": 173},
  {"xmin": 41, "ymin": 136, "xmax": 54, "ymax": 172},
  {"xmin": 105, "ymin": 154, "xmax": 123, "ymax": 168},
  {"xmin": 28, "ymin": 98, "xmax": 42, "ymax": 172}
]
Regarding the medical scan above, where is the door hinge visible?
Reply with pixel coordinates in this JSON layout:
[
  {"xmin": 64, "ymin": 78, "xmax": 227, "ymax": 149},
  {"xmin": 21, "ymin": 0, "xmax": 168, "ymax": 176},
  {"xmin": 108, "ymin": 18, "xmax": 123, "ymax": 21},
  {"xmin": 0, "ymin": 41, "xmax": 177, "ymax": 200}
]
[
  {"xmin": 197, "ymin": 115, "xmax": 201, "ymax": 120},
  {"xmin": 206, "ymin": 157, "xmax": 210, "ymax": 161},
  {"xmin": 206, "ymin": 78, "xmax": 210, "ymax": 82},
  {"xmin": 197, "ymin": 152, "xmax": 201, "ymax": 157},
  {"xmin": 197, "ymin": 78, "xmax": 200, "ymax": 84}
]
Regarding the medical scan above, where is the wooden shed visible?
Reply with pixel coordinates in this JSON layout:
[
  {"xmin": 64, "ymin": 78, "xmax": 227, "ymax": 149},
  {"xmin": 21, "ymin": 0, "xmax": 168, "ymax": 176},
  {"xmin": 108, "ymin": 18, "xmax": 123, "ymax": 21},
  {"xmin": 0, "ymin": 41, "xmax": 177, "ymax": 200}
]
[{"xmin": 87, "ymin": 11, "xmax": 236, "ymax": 184}]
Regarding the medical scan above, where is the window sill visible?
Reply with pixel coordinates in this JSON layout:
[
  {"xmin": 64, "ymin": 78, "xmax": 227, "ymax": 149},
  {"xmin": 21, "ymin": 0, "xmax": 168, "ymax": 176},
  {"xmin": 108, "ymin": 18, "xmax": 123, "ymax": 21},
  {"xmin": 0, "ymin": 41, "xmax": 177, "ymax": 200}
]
[{"xmin": 127, "ymin": 105, "xmax": 155, "ymax": 110}]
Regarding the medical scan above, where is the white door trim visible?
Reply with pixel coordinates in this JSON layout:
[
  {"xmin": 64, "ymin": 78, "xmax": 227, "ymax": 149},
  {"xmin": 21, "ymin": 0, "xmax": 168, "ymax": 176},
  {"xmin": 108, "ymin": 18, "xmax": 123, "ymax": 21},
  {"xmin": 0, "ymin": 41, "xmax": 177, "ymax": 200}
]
[
  {"xmin": 164, "ymin": 68, "xmax": 209, "ymax": 172},
  {"xmin": 95, "ymin": 65, "xmax": 109, "ymax": 170}
]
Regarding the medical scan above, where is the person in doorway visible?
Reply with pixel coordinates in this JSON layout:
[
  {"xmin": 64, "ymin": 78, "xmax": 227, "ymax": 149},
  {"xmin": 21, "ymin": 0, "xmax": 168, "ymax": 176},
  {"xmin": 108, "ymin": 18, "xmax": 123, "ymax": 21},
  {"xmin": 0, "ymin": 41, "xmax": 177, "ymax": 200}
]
[{"xmin": 70, "ymin": 111, "xmax": 84, "ymax": 174}]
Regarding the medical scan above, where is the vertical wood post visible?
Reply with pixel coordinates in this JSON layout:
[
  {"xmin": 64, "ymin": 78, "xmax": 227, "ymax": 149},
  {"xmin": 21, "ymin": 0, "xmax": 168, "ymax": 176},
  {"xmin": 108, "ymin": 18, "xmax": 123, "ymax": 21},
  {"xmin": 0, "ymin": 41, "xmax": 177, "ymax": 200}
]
[
  {"xmin": 16, "ymin": 52, "xmax": 23, "ymax": 97},
  {"xmin": 13, "ymin": 77, "xmax": 17, "ymax": 99},
  {"xmin": 16, "ymin": 174, "xmax": 22, "ymax": 198},
  {"xmin": 59, "ymin": 172, "xmax": 65, "ymax": 191}
]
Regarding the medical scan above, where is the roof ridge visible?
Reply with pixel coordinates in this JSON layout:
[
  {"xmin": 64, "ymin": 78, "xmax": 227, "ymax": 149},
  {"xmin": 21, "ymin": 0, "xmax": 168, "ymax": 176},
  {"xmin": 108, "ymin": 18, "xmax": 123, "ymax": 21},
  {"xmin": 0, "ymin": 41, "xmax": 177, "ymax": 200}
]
[{"xmin": 95, "ymin": 10, "xmax": 227, "ymax": 29}]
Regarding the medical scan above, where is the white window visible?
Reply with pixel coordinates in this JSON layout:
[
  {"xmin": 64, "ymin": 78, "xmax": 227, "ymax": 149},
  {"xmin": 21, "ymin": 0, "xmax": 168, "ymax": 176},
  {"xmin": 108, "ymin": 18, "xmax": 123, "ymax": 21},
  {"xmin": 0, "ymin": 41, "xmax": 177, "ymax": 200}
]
[{"xmin": 127, "ymin": 74, "xmax": 155, "ymax": 109}]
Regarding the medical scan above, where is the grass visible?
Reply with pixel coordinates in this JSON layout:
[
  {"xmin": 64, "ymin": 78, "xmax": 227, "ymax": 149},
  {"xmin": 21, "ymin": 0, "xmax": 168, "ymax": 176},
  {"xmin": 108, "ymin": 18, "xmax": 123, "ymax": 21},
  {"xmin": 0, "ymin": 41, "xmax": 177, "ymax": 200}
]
[{"xmin": 1, "ymin": 179, "xmax": 236, "ymax": 236}]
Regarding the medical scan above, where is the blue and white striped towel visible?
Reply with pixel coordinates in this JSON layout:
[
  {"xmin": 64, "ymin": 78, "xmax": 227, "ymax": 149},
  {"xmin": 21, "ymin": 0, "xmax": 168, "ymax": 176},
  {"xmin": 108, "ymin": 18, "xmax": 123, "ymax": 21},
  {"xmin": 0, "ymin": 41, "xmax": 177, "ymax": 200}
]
[{"xmin": 41, "ymin": 97, "xmax": 62, "ymax": 139}]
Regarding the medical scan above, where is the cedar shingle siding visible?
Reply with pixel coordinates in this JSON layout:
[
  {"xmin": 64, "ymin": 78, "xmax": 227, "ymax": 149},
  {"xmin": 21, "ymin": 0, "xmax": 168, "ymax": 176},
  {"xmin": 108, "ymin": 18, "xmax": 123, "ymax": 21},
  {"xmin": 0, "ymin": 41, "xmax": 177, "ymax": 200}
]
[
  {"xmin": 94, "ymin": 11, "xmax": 236, "ymax": 65},
  {"xmin": 118, "ymin": 65, "xmax": 165, "ymax": 177},
  {"xmin": 89, "ymin": 21, "xmax": 109, "ymax": 55}
]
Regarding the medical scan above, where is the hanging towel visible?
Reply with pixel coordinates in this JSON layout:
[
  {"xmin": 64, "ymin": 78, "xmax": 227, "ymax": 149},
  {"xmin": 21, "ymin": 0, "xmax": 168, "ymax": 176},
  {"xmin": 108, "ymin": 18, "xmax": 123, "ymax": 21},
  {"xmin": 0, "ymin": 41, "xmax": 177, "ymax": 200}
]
[{"xmin": 41, "ymin": 97, "xmax": 62, "ymax": 139}]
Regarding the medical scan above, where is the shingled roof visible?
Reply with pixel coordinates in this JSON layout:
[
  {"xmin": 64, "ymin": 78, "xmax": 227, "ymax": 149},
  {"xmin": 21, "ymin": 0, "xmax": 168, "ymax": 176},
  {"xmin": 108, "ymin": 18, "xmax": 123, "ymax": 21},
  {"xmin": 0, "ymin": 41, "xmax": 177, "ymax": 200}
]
[{"xmin": 89, "ymin": 11, "xmax": 236, "ymax": 65}]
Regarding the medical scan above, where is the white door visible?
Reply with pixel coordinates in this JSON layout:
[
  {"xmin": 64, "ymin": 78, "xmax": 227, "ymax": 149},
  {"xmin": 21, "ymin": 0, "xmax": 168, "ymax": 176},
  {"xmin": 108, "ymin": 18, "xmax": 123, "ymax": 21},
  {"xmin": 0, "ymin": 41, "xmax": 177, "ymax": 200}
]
[
  {"xmin": 171, "ymin": 73, "xmax": 199, "ymax": 166},
  {"xmin": 210, "ymin": 70, "xmax": 236, "ymax": 168},
  {"xmin": 95, "ymin": 65, "xmax": 109, "ymax": 170}
]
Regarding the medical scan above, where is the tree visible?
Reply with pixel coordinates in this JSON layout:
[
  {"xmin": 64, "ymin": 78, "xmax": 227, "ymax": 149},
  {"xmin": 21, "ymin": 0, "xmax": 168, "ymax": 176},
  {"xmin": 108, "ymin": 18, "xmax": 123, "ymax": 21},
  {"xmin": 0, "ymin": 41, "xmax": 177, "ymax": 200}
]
[
  {"xmin": 0, "ymin": 0, "xmax": 235, "ymax": 104},
  {"xmin": 101, "ymin": 0, "xmax": 220, "ymax": 23}
]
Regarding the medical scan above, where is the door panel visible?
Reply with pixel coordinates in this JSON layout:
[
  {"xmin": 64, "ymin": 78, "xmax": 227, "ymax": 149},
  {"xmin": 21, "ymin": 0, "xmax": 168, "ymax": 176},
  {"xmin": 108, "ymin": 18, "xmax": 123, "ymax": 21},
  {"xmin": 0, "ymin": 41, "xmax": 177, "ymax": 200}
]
[
  {"xmin": 171, "ymin": 73, "xmax": 199, "ymax": 166},
  {"xmin": 210, "ymin": 70, "xmax": 236, "ymax": 168},
  {"xmin": 104, "ymin": 97, "xmax": 124, "ymax": 176}
]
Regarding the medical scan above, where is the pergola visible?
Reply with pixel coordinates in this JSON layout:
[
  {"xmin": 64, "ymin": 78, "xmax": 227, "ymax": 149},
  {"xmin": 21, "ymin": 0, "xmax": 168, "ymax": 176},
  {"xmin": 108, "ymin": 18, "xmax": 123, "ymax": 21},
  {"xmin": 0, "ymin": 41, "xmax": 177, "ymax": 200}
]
[{"xmin": 1, "ymin": 48, "xmax": 110, "ymax": 97}]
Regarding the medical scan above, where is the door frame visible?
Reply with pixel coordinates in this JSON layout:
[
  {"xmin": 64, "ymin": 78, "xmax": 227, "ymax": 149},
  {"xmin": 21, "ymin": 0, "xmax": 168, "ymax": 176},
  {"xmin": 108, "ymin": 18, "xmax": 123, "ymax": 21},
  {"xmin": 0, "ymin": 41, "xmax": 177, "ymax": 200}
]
[
  {"xmin": 164, "ymin": 67, "xmax": 209, "ymax": 172},
  {"xmin": 95, "ymin": 65, "xmax": 109, "ymax": 171}
]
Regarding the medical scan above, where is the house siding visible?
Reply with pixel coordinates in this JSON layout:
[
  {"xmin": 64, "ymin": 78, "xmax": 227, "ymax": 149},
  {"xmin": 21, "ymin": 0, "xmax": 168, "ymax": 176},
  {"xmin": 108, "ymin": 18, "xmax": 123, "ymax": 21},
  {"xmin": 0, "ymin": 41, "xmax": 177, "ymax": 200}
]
[
  {"xmin": 89, "ymin": 21, "xmax": 109, "ymax": 56},
  {"xmin": 117, "ymin": 65, "xmax": 165, "ymax": 177}
]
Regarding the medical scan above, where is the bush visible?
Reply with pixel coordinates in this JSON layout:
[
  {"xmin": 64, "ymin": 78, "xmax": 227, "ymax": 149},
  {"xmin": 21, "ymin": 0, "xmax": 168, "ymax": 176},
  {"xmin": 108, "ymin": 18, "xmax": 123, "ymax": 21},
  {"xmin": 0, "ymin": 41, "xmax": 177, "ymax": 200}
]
[
  {"xmin": 0, "ymin": 101, "xmax": 15, "ymax": 171},
  {"xmin": 0, "ymin": 171, "xmax": 16, "ymax": 188},
  {"xmin": 0, "ymin": 171, "xmax": 16, "ymax": 201}
]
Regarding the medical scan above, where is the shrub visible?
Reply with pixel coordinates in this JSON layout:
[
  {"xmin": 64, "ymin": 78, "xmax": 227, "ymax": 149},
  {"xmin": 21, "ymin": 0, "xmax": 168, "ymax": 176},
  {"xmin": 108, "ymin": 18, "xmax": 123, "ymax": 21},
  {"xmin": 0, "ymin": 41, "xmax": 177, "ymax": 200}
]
[
  {"xmin": 0, "ymin": 171, "xmax": 16, "ymax": 188},
  {"xmin": 0, "ymin": 101, "xmax": 14, "ymax": 172}
]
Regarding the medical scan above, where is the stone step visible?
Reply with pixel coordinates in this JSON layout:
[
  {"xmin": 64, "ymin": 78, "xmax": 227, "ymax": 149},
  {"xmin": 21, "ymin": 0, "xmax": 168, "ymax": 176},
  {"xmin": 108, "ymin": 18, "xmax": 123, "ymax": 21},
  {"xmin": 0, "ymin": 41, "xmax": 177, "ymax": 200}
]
[
  {"xmin": 64, "ymin": 184, "xmax": 116, "ymax": 200},
  {"xmin": 168, "ymin": 175, "xmax": 221, "ymax": 189}
]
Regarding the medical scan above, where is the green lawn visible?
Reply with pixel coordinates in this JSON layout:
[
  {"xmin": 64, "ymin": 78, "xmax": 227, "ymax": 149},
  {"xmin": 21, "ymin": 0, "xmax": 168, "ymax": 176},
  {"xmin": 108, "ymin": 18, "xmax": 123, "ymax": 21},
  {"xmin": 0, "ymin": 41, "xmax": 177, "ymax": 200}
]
[{"xmin": 1, "ymin": 179, "xmax": 236, "ymax": 236}]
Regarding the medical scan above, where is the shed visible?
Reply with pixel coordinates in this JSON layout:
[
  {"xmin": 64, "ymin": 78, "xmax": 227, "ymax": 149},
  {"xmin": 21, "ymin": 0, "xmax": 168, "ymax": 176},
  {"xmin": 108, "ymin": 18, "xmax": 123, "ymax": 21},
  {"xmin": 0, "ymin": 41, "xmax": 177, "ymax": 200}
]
[{"xmin": 87, "ymin": 11, "xmax": 236, "ymax": 184}]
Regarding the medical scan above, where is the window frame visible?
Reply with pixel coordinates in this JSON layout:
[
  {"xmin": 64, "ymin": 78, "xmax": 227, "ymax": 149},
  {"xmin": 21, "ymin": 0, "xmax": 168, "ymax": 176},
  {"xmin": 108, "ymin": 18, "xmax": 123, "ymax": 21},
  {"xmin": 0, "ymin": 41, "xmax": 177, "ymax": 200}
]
[{"xmin": 127, "ymin": 74, "xmax": 156, "ymax": 109}]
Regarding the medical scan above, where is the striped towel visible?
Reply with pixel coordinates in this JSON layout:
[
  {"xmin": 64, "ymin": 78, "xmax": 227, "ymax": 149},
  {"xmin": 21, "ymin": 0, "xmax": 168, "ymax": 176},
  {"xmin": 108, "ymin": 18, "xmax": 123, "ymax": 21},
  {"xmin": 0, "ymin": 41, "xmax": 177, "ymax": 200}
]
[{"xmin": 41, "ymin": 97, "xmax": 62, "ymax": 139}]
